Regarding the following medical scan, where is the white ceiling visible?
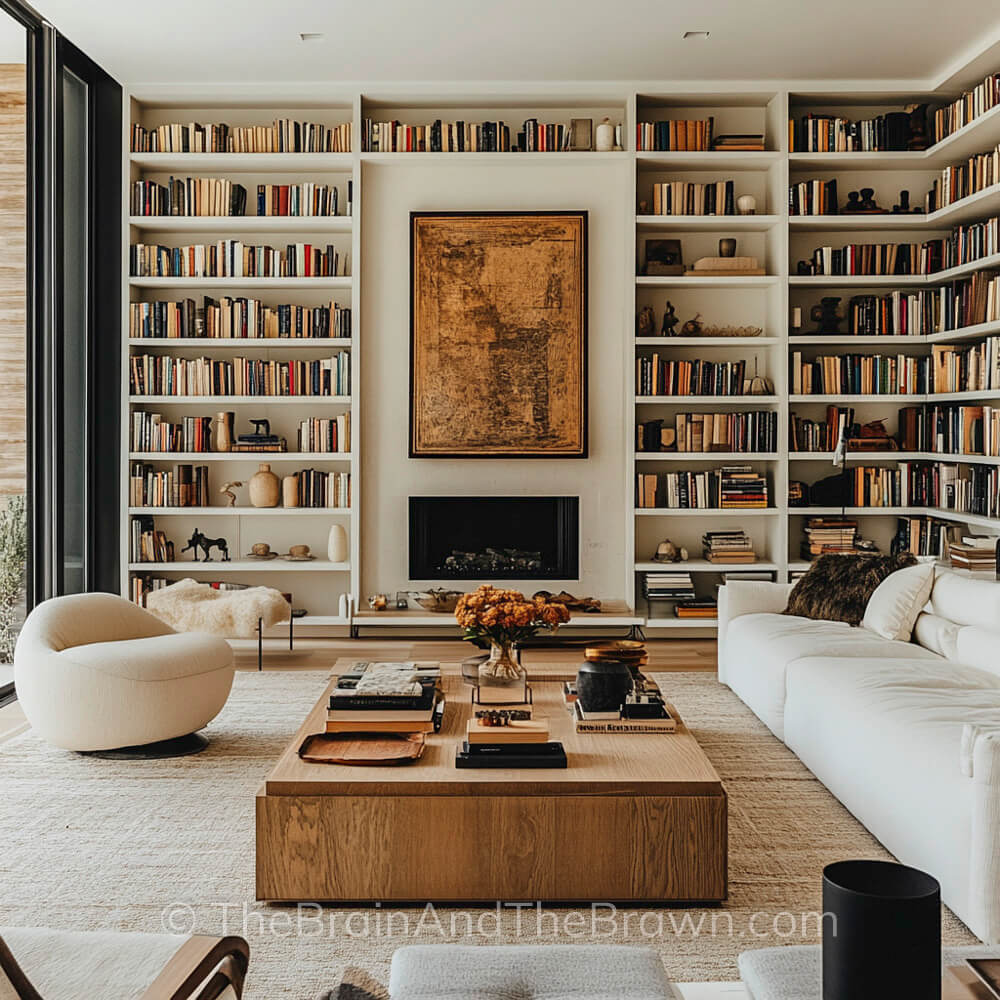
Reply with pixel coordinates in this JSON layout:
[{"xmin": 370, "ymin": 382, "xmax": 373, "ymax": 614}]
[{"xmin": 30, "ymin": 0, "xmax": 1000, "ymax": 87}]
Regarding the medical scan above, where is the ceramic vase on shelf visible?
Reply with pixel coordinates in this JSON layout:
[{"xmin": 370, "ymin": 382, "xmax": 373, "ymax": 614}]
[
  {"xmin": 248, "ymin": 463, "xmax": 280, "ymax": 507},
  {"xmin": 595, "ymin": 117, "xmax": 615, "ymax": 152},
  {"xmin": 478, "ymin": 641, "xmax": 526, "ymax": 687},
  {"xmin": 327, "ymin": 523, "xmax": 348, "ymax": 563},
  {"xmin": 210, "ymin": 412, "xmax": 233, "ymax": 453},
  {"xmin": 282, "ymin": 475, "xmax": 299, "ymax": 508}
]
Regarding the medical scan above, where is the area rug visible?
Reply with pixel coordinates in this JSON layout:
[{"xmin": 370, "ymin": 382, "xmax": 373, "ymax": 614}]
[{"xmin": 0, "ymin": 671, "xmax": 976, "ymax": 995}]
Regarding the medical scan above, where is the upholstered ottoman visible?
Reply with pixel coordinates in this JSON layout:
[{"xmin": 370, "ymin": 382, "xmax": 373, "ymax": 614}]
[
  {"xmin": 388, "ymin": 945, "xmax": 679, "ymax": 999},
  {"xmin": 738, "ymin": 944, "xmax": 1000, "ymax": 999}
]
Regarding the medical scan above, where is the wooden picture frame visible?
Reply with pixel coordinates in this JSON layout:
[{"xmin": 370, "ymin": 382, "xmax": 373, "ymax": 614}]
[{"xmin": 410, "ymin": 211, "xmax": 588, "ymax": 458}]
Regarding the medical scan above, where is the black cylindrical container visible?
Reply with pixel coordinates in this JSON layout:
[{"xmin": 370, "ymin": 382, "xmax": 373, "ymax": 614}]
[
  {"xmin": 575, "ymin": 659, "xmax": 633, "ymax": 713},
  {"xmin": 823, "ymin": 860, "xmax": 940, "ymax": 1000}
]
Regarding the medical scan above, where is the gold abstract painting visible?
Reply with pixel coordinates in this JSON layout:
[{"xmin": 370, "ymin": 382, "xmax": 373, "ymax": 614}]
[{"xmin": 410, "ymin": 212, "xmax": 587, "ymax": 457}]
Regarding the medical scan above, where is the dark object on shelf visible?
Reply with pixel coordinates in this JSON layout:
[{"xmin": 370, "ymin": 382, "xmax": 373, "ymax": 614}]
[
  {"xmin": 411, "ymin": 588, "xmax": 462, "ymax": 613},
  {"xmin": 569, "ymin": 118, "xmax": 592, "ymax": 151},
  {"xmin": 180, "ymin": 529, "xmax": 230, "ymax": 562},
  {"xmin": 883, "ymin": 112, "xmax": 913, "ymax": 151},
  {"xmin": 575, "ymin": 659, "xmax": 633, "ymax": 713},
  {"xmin": 719, "ymin": 238, "xmax": 737, "ymax": 258},
  {"xmin": 823, "ymin": 859, "xmax": 941, "ymax": 1000},
  {"xmin": 644, "ymin": 238, "xmax": 684, "ymax": 276},
  {"xmin": 532, "ymin": 590, "xmax": 601, "ymax": 613},
  {"xmin": 810, "ymin": 297, "xmax": 844, "ymax": 334},
  {"xmin": 661, "ymin": 300, "xmax": 679, "ymax": 336},
  {"xmin": 250, "ymin": 418, "xmax": 271, "ymax": 437},
  {"xmin": 788, "ymin": 481, "xmax": 807, "ymax": 507},
  {"xmin": 848, "ymin": 420, "xmax": 898, "ymax": 451},
  {"xmin": 907, "ymin": 103, "xmax": 930, "ymax": 151},
  {"xmin": 892, "ymin": 189, "xmax": 920, "ymax": 214},
  {"xmin": 797, "ymin": 260, "xmax": 812, "ymax": 275},
  {"xmin": 680, "ymin": 313, "xmax": 703, "ymax": 336},
  {"xmin": 636, "ymin": 305, "xmax": 656, "ymax": 337},
  {"xmin": 842, "ymin": 187, "xmax": 887, "ymax": 213},
  {"xmin": 809, "ymin": 473, "xmax": 851, "ymax": 506},
  {"xmin": 455, "ymin": 740, "xmax": 567, "ymax": 769}
]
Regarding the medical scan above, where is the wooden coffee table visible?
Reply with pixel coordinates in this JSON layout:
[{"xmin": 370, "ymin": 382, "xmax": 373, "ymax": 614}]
[{"xmin": 255, "ymin": 661, "xmax": 727, "ymax": 903}]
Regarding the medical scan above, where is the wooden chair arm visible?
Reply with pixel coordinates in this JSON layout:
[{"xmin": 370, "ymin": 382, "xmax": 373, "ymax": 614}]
[{"xmin": 140, "ymin": 935, "xmax": 250, "ymax": 1000}]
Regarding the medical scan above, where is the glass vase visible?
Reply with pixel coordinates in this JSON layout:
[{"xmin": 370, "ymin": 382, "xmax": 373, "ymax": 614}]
[{"xmin": 478, "ymin": 640, "xmax": 526, "ymax": 686}]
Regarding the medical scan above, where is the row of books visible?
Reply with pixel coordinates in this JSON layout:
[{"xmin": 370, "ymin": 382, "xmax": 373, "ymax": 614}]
[
  {"xmin": 131, "ymin": 180, "xmax": 350, "ymax": 218},
  {"xmin": 933, "ymin": 74, "xmax": 1000, "ymax": 143},
  {"xmin": 130, "ymin": 241, "xmax": 350, "ymax": 278},
  {"xmin": 788, "ymin": 177, "xmax": 839, "ymax": 216},
  {"xmin": 643, "ymin": 571, "xmax": 695, "ymax": 601},
  {"xmin": 703, "ymin": 528, "xmax": 757, "ymax": 563},
  {"xmin": 128, "ymin": 462, "xmax": 209, "ymax": 508},
  {"xmin": 129, "ymin": 574, "xmax": 171, "ymax": 605},
  {"xmin": 362, "ymin": 118, "xmax": 594, "ymax": 153},
  {"xmin": 129, "ymin": 353, "xmax": 351, "ymax": 397},
  {"xmin": 787, "ymin": 112, "xmax": 911, "ymax": 153},
  {"xmin": 636, "ymin": 466, "xmax": 769, "ymax": 509},
  {"xmin": 789, "ymin": 406, "xmax": 853, "ymax": 452},
  {"xmin": 288, "ymin": 469, "xmax": 351, "ymax": 509},
  {"xmin": 129, "ymin": 297, "xmax": 352, "ymax": 340},
  {"xmin": 926, "ymin": 145, "xmax": 1000, "ymax": 212},
  {"xmin": 931, "ymin": 339, "xmax": 1000, "ymax": 393},
  {"xmin": 895, "ymin": 516, "xmax": 956, "ymax": 557},
  {"xmin": 900, "ymin": 404, "xmax": 1000, "ymax": 456},
  {"xmin": 938, "ymin": 463, "xmax": 1000, "ymax": 518},
  {"xmin": 297, "ymin": 414, "xmax": 351, "ymax": 453},
  {"xmin": 636, "ymin": 411, "xmax": 778, "ymax": 454},
  {"xmin": 131, "ymin": 412, "xmax": 215, "ymax": 453},
  {"xmin": 647, "ymin": 180, "xmax": 737, "ymax": 216},
  {"xmin": 802, "ymin": 241, "xmax": 942, "ymax": 276},
  {"xmin": 835, "ymin": 462, "xmax": 940, "ymax": 508},
  {"xmin": 129, "ymin": 516, "xmax": 174, "ymax": 563},
  {"xmin": 130, "ymin": 119, "xmax": 353, "ymax": 153},
  {"xmin": 635, "ymin": 357, "xmax": 752, "ymax": 397},
  {"xmin": 790, "ymin": 352, "xmax": 930, "ymax": 395},
  {"xmin": 636, "ymin": 118, "xmax": 714, "ymax": 151}
]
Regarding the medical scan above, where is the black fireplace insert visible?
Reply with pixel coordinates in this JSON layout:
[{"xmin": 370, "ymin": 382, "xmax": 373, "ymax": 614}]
[{"xmin": 408, "ymin": 496, "xmax": 579, "ymax": 580}]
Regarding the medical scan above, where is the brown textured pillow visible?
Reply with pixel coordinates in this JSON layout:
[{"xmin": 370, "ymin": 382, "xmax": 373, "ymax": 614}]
[
  {"xmin": 321, "ymin": 967, "xmax": 389, "ymax": 1000},
  {"xmin": 784, "ymin": 552, "xmax": 918, "ymax": 626}
]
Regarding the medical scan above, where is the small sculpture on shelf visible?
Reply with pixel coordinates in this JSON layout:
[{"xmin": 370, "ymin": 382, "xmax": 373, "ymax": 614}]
[
  {"xmin": 810, "ymin": 297, "xmax": 844, "ymax": 334},
  {"xmin": 636, "ymin": 305, "xmax": 656, "ymax": 337},
  {"xmin": 718, "ymin": 238, "xmax": 737, "ymax": 258},
  {"xmin": 219, "ymin": 481, "xmax": 243, "ymax": 507},
  {"xmin": 736, "ymin": 195, "xmax": 757, "ymax": 216},
  {"xmin": 843, "ymin": 187, "xmax": 885, "ymax": 214},
  {"xmin": 652, "ymin": 539, "xmax": 689, "ymax": 563},
  {"xmin": 680, "ymin": 313, "xmax": 703, "ymax": 337},
  {"xmin": 181, "ymin": 529, "xmax": 230, "ymax": 563},
  {"xmin": 660, "ymin": 301, "xmax": 679, "ymax": 336},
  {"xmin": 892, "ymin": 189, "xmax": 920, "ymax": 214}
]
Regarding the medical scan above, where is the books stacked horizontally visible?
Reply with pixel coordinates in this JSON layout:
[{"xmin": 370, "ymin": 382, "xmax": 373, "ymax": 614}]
[
  {"xmin": 456, "ymin": 710, "xmax": 566, "ymax": 769},
  {"xmin": 703, "ymin": 529, "xmax": 756, "ymax": 563},
  {"xmin": 949, "ymin": 538, "xmax": 997, "ymax": 571},
  {"xmin": 643, "ymin": 570, "xmax": 695, "ymax": 603},
  {"xmin": 674, "ymin": 599, "xmax": 717, "ymax": 620},
  {"xmin": 719, "ymin": 466, "xmax": 769, "ymax": 508},
  {"xmin": 636, "ymin": 467, "xmax": 769, "ymax": 509},
  {"xmin": 802, "ymin": 518, "xmax": 859, "ymax": 559},
  {"xmin": 327, "ymin": 662, "xmax": 443, "ymax": 734},
  {"xmin": 573, "ymin": 696, "xmax": 677, "ymax": 734},
  {"xmin": 712, "ymin": 133, "xmax": 765, "ymax": 152}
]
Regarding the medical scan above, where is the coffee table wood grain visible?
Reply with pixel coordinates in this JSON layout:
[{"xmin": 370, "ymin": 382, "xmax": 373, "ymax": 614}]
[{"xmin": 256, "ymin": 662, "xmax": 727, "ymax": 903}]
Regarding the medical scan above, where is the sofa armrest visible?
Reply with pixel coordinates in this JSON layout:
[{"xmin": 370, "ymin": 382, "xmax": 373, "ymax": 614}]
[
  {"xmin": 969, "ymin": 732, "xmax": 1000, "ymax": 943},
  {"xmin": 717, "ymin": 582, "xmax": 793, "ymax": 684}
]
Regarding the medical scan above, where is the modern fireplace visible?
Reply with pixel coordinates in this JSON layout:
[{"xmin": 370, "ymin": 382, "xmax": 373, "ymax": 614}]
[{"xmin": 408, "ymin": 496, "xmax": 579, "ymax": 580}]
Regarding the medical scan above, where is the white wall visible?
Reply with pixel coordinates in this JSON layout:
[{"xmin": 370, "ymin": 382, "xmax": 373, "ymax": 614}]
[{"xmin": 361, "ymin": 159, "xmax": 629, "ymax": 599}]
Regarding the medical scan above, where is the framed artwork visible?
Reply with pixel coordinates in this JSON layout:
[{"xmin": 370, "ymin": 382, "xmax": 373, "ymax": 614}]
[{"xmin": 410, "ymin": 211, "xmax": 587, "ymax": 458}]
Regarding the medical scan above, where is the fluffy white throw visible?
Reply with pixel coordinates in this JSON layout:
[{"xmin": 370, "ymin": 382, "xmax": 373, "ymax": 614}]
[{"xmin": 145, "ymin": 578, "xmax": 290, "ymax": 638}]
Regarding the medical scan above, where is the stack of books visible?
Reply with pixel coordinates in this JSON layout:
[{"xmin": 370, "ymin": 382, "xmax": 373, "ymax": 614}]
[
  {"xmin": 949, "ymin": 540, "xmax": 997, "ymax": 571},
  {"xmin": 802, "ymin": 518, "xmax": 859, "ymax": 559},
  {"xmin": 674, "ymin": 599, "xmax": 718, "ymax": 619},
  {"xmin": 719, "ymin": 467, "xmax": 769, "ymax": 508},
  {"xmin": 573, "ymin": 698, "xmax": 677, "ymax": 734},
  {"xmin": 327, "ymin": 662, "xmax": 443, "ymax": 734},
  {"xmin": 456, "ymin": 711, "xmax": 566, "ymax": 768},
  {"xmin": 703, "ymin": 529, "xmax": 756, "ymax": 563},
  {"xmin": 643, "ymin": 571, "xmax": 696, "ymax": 603},
  {"xmin": 712, "ymin": 133, "xmax": 765, "ymax": 151}
]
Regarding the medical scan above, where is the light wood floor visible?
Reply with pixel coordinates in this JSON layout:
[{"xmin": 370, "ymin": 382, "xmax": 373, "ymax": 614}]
[{"xmin": 0, "ymin": 638, "xmax": 717, "ymax": 742}]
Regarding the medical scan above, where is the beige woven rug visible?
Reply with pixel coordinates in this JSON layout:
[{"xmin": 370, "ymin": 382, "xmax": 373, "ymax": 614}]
[{"xmin": 0, "ymin": 670, "xmax": 976, "ymax": 996}]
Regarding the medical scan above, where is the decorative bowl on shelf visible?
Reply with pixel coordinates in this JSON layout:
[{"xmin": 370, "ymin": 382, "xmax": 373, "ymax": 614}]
[{"xmin": 412, "ymin": 589, "xmax": 462, "ymax": 613}]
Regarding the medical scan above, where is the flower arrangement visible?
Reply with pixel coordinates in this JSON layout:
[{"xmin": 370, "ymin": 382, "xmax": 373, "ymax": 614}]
[{"xmin": 455, "ymin": 585, "xmax": 570, "ymax": 684}]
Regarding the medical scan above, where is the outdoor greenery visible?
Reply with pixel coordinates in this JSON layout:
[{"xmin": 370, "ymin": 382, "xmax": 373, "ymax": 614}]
[{"xmin": 0, "ymin": 494, "xmax": 27, "ymax": 663}]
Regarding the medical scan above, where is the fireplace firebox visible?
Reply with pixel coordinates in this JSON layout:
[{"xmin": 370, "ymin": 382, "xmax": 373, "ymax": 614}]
[{"xmin": 408, "ymin": 496, "xmax": 579, "ymax": 580}]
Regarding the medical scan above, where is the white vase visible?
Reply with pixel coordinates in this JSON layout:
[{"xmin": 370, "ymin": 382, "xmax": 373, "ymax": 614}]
[
  {"xmin": 595, "ymin": 117, "xmax": 614, "ymax": 152},
  {"xmin": 327, "ymin": 523, "xmax": 348, "ymax": 563},
  {"xmin": 737, "ymin": 195, "xmax": 757, "ymax": 216}
]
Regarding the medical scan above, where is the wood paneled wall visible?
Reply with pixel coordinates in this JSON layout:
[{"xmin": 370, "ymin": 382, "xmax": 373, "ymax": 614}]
[{"xmin": 0, "ymin": 64, "xmax": 25, "ymax": 497}]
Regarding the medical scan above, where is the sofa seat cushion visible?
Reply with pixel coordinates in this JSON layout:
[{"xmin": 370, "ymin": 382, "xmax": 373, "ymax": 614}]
[
  {"xmin": 54, "ymin": 630, "xmax": 234, "ymax": 682},
  {"xmin": 783, "ymin": 655, "xmax": 1000, "ymax": 933},
  {"xmin": 723, "ymin": 612, "xmax": 939, "ymax": 739}
]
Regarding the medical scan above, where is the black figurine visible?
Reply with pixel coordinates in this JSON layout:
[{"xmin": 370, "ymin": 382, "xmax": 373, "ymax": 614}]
[
  {"xmin": 810, "ymin": 297, "xmax": 844, "ymax": 334},
  {"xmin": 181, "ymin": 529, "xmax": 231, "ymax": 562},
  {"xmin": 661, "ymin": 300, "xmax": 679, "ymax": 336}
]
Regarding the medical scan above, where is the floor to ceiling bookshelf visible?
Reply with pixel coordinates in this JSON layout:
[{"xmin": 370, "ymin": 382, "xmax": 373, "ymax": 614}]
[{"xmin": 121, "ymin": 72, "xmax": 1000, "ymax": 633}]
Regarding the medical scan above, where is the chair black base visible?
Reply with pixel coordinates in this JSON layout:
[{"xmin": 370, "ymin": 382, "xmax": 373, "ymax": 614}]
[{"xmin": 85, "ymin": 732, "xmax": 209, "ymax": 760}]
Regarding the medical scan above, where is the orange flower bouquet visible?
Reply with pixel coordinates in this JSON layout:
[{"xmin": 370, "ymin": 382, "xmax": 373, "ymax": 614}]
[{"xmin": 455, "ymin": 584, "xmax": 570, "ymax": 685}]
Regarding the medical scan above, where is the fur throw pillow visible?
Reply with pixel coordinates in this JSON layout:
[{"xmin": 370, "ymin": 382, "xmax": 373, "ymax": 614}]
[
  {"xmin": 318, "ymin": 966, "xmax": 389, "ymax": 1000},
  {"xmin": 784, "ymin": 552, "xmax": 918, "ymax": 626}
]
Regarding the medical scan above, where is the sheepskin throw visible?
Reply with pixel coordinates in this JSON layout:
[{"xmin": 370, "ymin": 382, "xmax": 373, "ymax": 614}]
[
  {"xmin": 783, "ymin": 552, "xmax": 918, "ymax": 626},
  {"xmin": 145, "ymin": 578, "xmax": 290, "ymax": 638}
]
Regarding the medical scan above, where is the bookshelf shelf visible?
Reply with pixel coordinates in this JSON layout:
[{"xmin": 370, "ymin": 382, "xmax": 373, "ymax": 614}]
[
  {"xmin": 788, "ymin": 215, "xmax": 942, "ymax": 232},
  {"xmin": 635, "ymin": 336, "xmax": 780, "ymax": 346},
  {"xmin": 129, "ymin": 452, "xmax": 352, "ymax": 462},
  {"xmin": 636, "ymin": 151, "xmax": 782, "ymax": 170},
  {"xmin": 789, "ymin": 335, "xmax": 926, "ymax": 345},
  {"xmin": 128, "ymin": 216, "xmax": 352, "ymax": 233},
  {"xmin": 644, "ymin": 616, "xmax": 720, "ymax": 628},
  {"xmin": 635, "ymin": 452, "xmax": 781, "ymax": 461},
  {"xmin": 128, "ymin": 560, "xmax": 350, "ymax": 572},
  {"xmin": 636, "ymin": 275, "xmax": 779, "ymax": 288},
  {"xmin": 788, "ymin": 151, "xmax": 929, "ymax": 170},
  {"xmin": 635, "ymin": 395, "xmax": 779, "ymax": 405},
  {"xmin": 129, "ymin": 395, "xmax": 352, "ymax": 404},
  {"xmin": 127, "ymin": 507, "xmax": 350, "ymax": 516},
  {"xmin": 634, "ymin": 507, "xmax": 781, "ymax": 516},
  {"xmin": 927, "ymin": 321, "xmax": 1000, "ymax": 344},
  {"xmin": 127, "ymin": 338, "xmax": 353, "ymax": 348},
  {"xmin": 788, "ymin": 275, "xmax": 927, "ymax": 288},
  {"xmin": 359, "ymin": 151, "xmax": 631, "ymax": 165},
  {"xmin": 789, "ymin": 394, "xmax": 925, "ymax": 402},
  {"xmin": 635, "ymin": 560, "xmax": 779, "ymax": 572},
  {"xmin": 129, "ymin": 152, "xmax": 354, "ymax": 171},
  {"xmin": 789, "ymin": 451, "xmax": 1000, "ymax": 465},
  {"xmin": 635, "ymin": 214, "xmax": 783, "ymax": 232},
  {"xmin": 129, "ymin": 277, "xmax": 352, "ymax": 288}
]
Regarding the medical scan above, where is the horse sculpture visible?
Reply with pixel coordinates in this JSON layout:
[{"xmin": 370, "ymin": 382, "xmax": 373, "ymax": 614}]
[{"xmin": 181, "ymin": 529, "xmax": 231, "ymax": 562}]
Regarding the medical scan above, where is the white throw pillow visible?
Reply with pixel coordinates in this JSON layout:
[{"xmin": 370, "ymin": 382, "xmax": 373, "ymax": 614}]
[{"xmin": 862, "ymin": 563, "xmax": 936, "ymax": 641}]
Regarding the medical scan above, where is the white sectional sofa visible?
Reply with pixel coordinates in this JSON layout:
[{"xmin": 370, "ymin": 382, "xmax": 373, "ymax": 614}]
[{"xmin": 717, "ymin": 570, "xmax": 1000, "ymax": 943}]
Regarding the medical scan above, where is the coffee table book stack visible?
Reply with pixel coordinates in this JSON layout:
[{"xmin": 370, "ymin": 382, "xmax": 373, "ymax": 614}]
[
  {"xmin": 325, "ymin": 661, "xmax": 444, "ymax": 734},
  {"xmin": 457, "ymin": 711, "xmax": 567, "ymax": 769}
]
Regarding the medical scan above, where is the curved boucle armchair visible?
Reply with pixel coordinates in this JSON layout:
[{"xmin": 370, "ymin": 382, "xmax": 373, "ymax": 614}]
[{"xmin": 14, "ymin": 593, "xmax": 235, "ymax": 752}]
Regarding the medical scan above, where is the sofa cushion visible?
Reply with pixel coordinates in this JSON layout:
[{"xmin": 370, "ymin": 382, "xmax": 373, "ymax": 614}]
[
  {"xmin": 723, "ymin": 612, "xmax": 939, "ymax": 739},
  {"xmin": 929, "ymin": 570, "xmax": 1000, "ymax": 629},
  {"xmin": 913, "ymin": 612, "xmax": 960, "ymax": 660},
  {"xmin": 956, "ymin": 626, "xmax": 1000, "ymax": 679},
  {"xmin": 862, "ymin": 562, "xmax": 935, "ymax": 641},
  {"xmin": 783, "ymin": 655, "xmax": 1000, "ymax": 937},
  {"xmin": 54, "ymin": 630, "xmax": 234, "ymax": 682}
]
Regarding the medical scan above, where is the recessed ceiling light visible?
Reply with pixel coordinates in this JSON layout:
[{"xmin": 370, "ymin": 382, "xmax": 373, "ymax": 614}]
[
  {"xmin": 683, "ymin": 30, "xmax": 710, "ymax": 39},
  {"xmin": 300, "ymin": 32, "xmax": 325, "ymax": 42}
]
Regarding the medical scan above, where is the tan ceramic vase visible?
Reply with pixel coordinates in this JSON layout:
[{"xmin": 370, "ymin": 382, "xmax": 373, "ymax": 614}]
[
  {"xmin": 249, "ymin": 463, "xmax": 280, "ymax": 507},
  {"xmin": 282, "ymin": 474, "xmax": 299, "ymax": 508},
  {"xmin": 210, "ymin": 412, "xmax": 233, "ymax": 452}
]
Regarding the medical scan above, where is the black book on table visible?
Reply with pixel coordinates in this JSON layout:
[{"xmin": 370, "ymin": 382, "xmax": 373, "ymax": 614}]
[{"xmin": 455, "ymin": 741, "xmax": 567, "ymax": 769}]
